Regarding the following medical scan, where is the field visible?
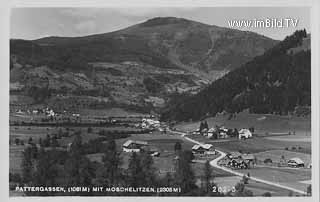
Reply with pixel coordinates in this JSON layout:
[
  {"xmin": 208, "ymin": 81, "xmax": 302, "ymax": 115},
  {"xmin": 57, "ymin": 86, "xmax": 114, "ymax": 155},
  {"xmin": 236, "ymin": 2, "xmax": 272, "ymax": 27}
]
[
  {"xmin": 237, "ymin": 167, "xmax": 311, "ymax": 192},
  {"xmin": 213, "ymin": 176, "xmax": 300, "ymax": 196},
  {"xmin": 79, "ymin": 108, "xmax": 147, "ymax": 117},
  {"xmin": 254, "ymin": 150, "xmax": 311, "ymax": 166},
  {"xmin": 176, "ymin": 111, "xmax": 311, "ymax": 137},
  {"xmin": 208, "ymin": 137, "xmax": 311, "ymax": 154}
]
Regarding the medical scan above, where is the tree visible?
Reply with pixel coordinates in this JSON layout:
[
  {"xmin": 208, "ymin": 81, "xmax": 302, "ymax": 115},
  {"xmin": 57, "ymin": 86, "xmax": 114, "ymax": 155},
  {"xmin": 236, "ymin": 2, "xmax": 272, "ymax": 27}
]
[
  {"xmin": 79, "ymin": 157, "xmax": 93, "ymax": 187},
  {"xmin": 127, "ymin": 152, "xmax": 143, "ymax": 187},
  {"xmin": 65, "ymin": 134, "xmax": 83, "ymax": 186},
  {"xmin": 182, "ymin": 150, "xmax": 195, "ymax": 162},
  {"xmin": 307, "ymin": 184, "xmax": 311, "ymax": 196},
  {"xmin": 43, "ymin": 134, "xmax": 51, "ymax": 147},
  {"xmin": 51, "ymin": 136, "xmax": 59, "ymax": 147},
  {"xmin": 38, "ymin": 138, "xmax": 43, "ymax": 147},
  {"xmin": 204, "ymin": 121, "xmax": 209, "ymax": 129},
  {"xmin": 262, "ymin": 192, "xmax": 272, "ymax": 197},
  {"xmin": 174, "ymin": 142, "xmax": 182, "ymax": 153},
  {"xmin": 28, "ymin": 137, "xmax": 33, "ymax": 144},
  {"xmin": 32, "ymin": 148, "xmax": 59, "ymax": 196},
  {"xmin": 100, "ymin": 140, "xmax": 121, "ymax": 186},
  {"xmin": 234, "ymin": 182, "xmax": 253, "ymax": 196},
  {"xmin": 199, "ymin": 121, "xmax": 204, "ymax": 132},
  {"xmin": 174, "ymin": 151, "xmax": 196, "ymax": 194},
  {"xmin": 21, "ymin": 147, "xmax": 33, "ymax": 183},
  {"xmin": 203, "ymin": 160, "xmax": 213, "ymax": 193},
  {"xmin": 140, "ymin": 152, "xmax": 157, "ymax": 186},
  {"xmin": 242, "ymin": 174, "xmax": 249, "ymax": 184}
]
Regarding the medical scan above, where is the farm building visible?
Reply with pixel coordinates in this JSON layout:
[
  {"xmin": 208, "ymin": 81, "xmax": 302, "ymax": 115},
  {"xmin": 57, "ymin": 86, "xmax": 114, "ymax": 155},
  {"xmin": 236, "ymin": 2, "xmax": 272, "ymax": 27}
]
[
  {"xmin": 192, "ymin": 144, "xmax": 215, "ymax": 154},
  {"xmin": 227, "ymin": 152, "xmax": 242, "ymax": 159},
  {"xmin": 226, "ymin": 153, "xmax": 255, "ymax": 169},
  {"xmin": 238, "ymin": 128, "xmax": 252, "ymax": 139},
  {"xmin": 241, "ymin": 154, "xmax": 256, "ymax": 167},
  {"xmin": 207, "ymin": 127, "xmax": 216, "ymax": 138},
  {"xmin": 122, "ymin": 140, "xmax": 148, "ymax": 153},
  {"xmin": 288, "ymin": 157, "xmax": 305, "ymax": 168}
]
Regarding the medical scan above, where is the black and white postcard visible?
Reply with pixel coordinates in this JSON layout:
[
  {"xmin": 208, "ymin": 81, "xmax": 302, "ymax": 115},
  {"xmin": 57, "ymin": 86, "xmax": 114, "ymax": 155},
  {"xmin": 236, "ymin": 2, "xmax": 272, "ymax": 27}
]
[{"xmin": 2, "ymin": 0, "xmax": 319, "ymax": 201}]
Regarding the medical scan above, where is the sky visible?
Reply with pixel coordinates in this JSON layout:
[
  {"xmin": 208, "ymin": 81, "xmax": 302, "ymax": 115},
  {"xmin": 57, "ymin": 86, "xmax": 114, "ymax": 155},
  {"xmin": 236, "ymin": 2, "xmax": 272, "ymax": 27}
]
[{"xmin": 10, "ymin": 7, "xmax": 310, "ymax": 40}]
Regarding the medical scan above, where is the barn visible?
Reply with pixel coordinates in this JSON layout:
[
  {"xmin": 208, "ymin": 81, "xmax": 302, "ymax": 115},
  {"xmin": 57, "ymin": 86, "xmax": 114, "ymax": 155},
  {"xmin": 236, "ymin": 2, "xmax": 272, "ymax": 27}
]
[
  {"xmin": 192, "ymin": 144, "xmax": 215, "ymax": 154},
  {"xmin": 288, "ymin": 157, "xmax": 305, "ymax": 167},
  {"xmin": 122, "ymin": 140, "xmax": 148, "ymax": 153}
]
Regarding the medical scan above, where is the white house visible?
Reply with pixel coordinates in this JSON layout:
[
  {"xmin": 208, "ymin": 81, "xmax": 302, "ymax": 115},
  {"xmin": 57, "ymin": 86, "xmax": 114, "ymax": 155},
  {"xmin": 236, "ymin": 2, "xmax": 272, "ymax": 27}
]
[
  {"xmin": 238, "ymin": 129, "xmax": 252, "ymax": 139},
  {"xmin": 288, "ymin": 157, "xmax": 305, "ymax": 167}
]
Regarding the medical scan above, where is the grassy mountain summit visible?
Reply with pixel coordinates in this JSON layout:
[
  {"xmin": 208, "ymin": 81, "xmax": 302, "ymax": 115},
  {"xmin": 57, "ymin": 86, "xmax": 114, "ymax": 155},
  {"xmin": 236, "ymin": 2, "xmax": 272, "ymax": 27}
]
[
  {"xmin": 161, "ymin": 30, "xmax": 310, "ymax": 121},
  {"xmin": 11, "ymin": 17, "xmax": 277, "ymax": 78},
  {"xmin": 10, "ymin": 17, "xmax": 278, "ymax": 111}
]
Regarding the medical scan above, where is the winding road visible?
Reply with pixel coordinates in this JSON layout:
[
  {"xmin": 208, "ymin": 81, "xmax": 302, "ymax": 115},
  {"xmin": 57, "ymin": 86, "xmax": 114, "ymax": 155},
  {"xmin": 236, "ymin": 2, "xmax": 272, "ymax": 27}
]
[{"xmin": 169, "ymin": 129, "xmax": 308, "ymax": 195}]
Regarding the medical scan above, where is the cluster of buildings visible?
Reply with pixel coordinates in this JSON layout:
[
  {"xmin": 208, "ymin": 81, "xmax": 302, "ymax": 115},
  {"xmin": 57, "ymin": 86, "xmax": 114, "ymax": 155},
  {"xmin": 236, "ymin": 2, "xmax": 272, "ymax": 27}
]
[
  {"xmin": 141, "ymin": 118, "xmax": 160, "ymax": 129},
  {"xmin": 220, "ymin": 152, "xmax": 307, "ymax": 169},
  {"xmin": 222, "ymin": 152, "xmax": 256, "ymax": 169},
  {"xmin": 16, "ymin": 107, "xmax": 57, "ymax": 117},
  {"xmin": 191, "ymin": 125, "xmax": 253, "ymax": 140}
]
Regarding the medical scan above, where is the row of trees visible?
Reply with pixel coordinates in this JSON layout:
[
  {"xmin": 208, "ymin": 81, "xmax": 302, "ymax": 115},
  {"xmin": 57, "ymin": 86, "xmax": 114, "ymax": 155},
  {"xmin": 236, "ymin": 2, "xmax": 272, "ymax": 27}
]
[{"xmin": 15, "ymin": 131, "xmax": 227, "ymax": 196}]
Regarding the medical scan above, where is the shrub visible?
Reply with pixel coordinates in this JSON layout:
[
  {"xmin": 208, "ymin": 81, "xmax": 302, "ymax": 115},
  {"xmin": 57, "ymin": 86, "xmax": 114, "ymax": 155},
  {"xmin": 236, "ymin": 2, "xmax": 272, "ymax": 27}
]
[
  {"xmin": 15, "ymin": 138, "xmax": 20, "ymax": 145},
  {"xmin": 143, "ymin": 77, "xmax": 163, "ymax": 93},
  {"xmin": 264, "ymin": 158, "xmax": 272, "ymax": 164},
  {"xmin": 242, "ymin": 175, "xmax": 249, "ymax": 184},
  {"xmin": 262, "ymin": 192, "xmax": 272, "ymax": 197},
  {"xmin": 285, "ymin": 147, "xmax": 288, "ymax": 150},
  {"xmin": 307, "ymin": 185, "xmax": 311, "ymax": 195},
  {"xmin": 10, "ymin": 173, "xmax": 22, "ymax": 183},
  {"xmin": 291, "ymin": 146, "xmax": 296, "ymax": 150}
]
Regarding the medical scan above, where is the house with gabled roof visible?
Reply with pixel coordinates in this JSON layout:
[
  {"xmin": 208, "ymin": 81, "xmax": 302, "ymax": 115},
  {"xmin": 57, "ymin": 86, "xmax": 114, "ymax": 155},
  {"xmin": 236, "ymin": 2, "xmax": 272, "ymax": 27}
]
[
  {"xmin": 192, "ymin": 144, "xmax": 215, "ymax": 154},
  {"xmin": 122, "ymin": 140, "xmax": 148, "ymax": 153}
]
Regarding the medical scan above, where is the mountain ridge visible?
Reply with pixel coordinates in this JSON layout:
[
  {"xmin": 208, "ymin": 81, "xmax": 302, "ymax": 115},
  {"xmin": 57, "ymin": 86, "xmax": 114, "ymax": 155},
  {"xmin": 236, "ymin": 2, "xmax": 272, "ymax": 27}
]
[{"xmin": 10, "ymin": 17, "xmax": 279, "ymax": 112}]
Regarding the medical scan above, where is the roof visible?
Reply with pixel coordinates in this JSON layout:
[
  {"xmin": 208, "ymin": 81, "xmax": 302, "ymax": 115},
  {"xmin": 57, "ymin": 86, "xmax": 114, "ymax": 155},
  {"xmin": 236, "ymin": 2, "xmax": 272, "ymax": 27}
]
[
  {"xmin": 123, "ymin": 140, "xmax": 148, "ymax": 147},
  {"xmin": 192, "ymin": 145, "xmax": 202, "ymax": 150},
  {"xmin": 229, "ymin": 152, "xmax": 242, "ymax": 158},
  {"xmin": 230, "ymin": 159, "xmax": 243, "ymax": 164},
  {"xmin": 239, "ymin": 129, "xmax": 251, "ymax": 134},
  {"xmin": 208, "ymin": 128, "xmax": 216, "ymax": 133},
  {"xmin": 241, "ymin": 154, "xmax": 255, "ymax": 160},
  {"xmin": 203, "ymin": 144, "xmax": 213, "ymax": 150},
  {"xmin": 192, "ymin": 144, "xmax": 213, "ymax": 150},
  {"xmin": 289, "ymin": 157, "xmax": 304, "ymax": 164}
]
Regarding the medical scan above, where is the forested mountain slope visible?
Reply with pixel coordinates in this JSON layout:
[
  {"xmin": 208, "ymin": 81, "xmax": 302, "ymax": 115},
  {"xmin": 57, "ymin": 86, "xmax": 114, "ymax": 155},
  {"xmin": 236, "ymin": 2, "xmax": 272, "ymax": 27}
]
[{"xmin": 161, "ymin": 30, "xmax": 310, "ymax": 121}]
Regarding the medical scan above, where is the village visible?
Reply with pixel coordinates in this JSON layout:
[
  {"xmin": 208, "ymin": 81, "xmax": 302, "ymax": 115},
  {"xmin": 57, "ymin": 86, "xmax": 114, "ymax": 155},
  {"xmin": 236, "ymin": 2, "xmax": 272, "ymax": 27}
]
[{"xmin": 9, "ymin": 106, "xmax": 311, "ymax": 196}]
